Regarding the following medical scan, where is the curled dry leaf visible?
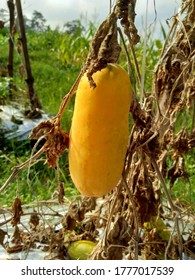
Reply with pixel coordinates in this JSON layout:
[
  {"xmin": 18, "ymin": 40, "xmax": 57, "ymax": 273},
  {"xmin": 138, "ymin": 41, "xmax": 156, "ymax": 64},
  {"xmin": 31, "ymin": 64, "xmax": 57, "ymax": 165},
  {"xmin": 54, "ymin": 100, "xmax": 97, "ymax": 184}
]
[
  {"xmin": 29, "ymin": 212, "xmax": 40, "ymax": 229},
  {"xmin": 62, "ymin": 214, "xmax": 76, "ymax": 231},
  {"xmin": 84, "ymin": 12, "xmax": 121, "ymax": 87},
  {"xmin": 115, "ymin": 0, "xmax": 140, "ymax": 44},
  {"xmin": 168, "ymin": 155, "xmax": 189, "ymax": 188},
  {"xmin": 130, "ymin": 156, "xmax": 161, "ymax": 226},
  {"xmin": 92, "ymin": 215, "xmax": 132, "ymax": 260},
  {"xmin": 30, "ymin": 118, "xmax": 69, "ymax": 168},
  {"xmin": 108, "ymin": 215, "xmax": 131, "ymax": 245},
  {"xmin": 0, "ymin": 229, "xmax": 7, "ymax": 247},
  {"xmin": 11, "ymin": 197, "xmax": 23, "ymax": 227},
  {"xmin": 171, "ymin": 128, "xmax": 193, "ymax": 157},
  {"xmin": 58, "ymin": 182, "xmax": 65, "ymax": 204},
  {"xmin": 12, "ymin": 225, "xmax": 23, "ymax": 244}
]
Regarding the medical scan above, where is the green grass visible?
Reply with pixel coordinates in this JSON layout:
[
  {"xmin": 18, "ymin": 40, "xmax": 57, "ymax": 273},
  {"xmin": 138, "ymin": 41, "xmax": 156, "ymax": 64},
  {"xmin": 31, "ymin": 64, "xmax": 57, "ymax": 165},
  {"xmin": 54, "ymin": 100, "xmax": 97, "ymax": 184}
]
[{"xmin": 0, "ymin": 148, "xmax": 79, "ymax": 207}]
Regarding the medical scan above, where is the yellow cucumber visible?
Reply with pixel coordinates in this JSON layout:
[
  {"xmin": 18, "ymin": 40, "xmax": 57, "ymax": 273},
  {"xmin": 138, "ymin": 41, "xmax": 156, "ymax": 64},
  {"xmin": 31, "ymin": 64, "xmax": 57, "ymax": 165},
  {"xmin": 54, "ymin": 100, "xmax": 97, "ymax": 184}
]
[{"xmin": 69, "ymin": 63, "xmax": 131, "ymax": 196}]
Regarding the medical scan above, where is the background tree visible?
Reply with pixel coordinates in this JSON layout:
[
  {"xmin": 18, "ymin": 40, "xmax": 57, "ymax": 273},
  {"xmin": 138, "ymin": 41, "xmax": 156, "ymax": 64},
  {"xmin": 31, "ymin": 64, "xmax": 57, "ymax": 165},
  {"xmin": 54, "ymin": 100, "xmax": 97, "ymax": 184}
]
[
  {"xmin": 63, "ymin": 19, "xmax": 85, "ymax": 35},
  {"xmin": 30, "ymin": 10, "xmax": 47, "ymax": 32}
]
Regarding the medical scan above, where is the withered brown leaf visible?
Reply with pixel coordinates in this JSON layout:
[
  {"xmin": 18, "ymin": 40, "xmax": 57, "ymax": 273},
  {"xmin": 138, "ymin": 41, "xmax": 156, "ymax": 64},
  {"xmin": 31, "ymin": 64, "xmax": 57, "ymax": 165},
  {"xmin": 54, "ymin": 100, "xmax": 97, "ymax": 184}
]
[
  {"xmin": 0, "ymin": 229, "xmax": 7, "ymax": 246},
  {"xmin": 30, "ymin": 118, "xmax": 69, "ymax": 168},
  {"xmin": 58, "ymin": 182, "xmax": 65, "ymax": 204},
  {"xmin": 84, "ymin": 12, "xmax": 121, "ymax": 87},
  {"xmin": 29, "ymin": 212, "xmax": 40, "ymax": 229},
  {"xmin": 11, "ymin": 197, "xmax": 23, "ymax": 227}
]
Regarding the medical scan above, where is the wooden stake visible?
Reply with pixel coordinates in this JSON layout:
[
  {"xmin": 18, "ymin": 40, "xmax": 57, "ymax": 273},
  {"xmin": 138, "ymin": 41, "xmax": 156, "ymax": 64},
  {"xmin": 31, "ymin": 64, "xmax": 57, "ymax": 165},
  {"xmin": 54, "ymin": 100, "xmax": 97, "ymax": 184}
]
[{"xmin": 15, "ymin": 0, "xmax": 42, "ymax": 112}]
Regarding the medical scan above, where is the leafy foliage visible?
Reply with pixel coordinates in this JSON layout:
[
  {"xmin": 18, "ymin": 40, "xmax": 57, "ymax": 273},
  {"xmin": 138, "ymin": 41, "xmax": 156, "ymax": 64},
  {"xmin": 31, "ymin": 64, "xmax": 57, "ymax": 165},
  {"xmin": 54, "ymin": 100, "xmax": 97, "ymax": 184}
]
[{"xmin": 29, "ymin": 10, "xmax": 47, "ymax": 32}]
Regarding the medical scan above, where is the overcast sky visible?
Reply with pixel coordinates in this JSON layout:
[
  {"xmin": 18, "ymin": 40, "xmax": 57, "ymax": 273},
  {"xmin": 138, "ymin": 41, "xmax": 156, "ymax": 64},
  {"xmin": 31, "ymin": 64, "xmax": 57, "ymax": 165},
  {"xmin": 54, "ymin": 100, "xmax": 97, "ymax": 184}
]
[{"xmin": 1, "ymin": 0, "xmax": 181, "ymax": 38}]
